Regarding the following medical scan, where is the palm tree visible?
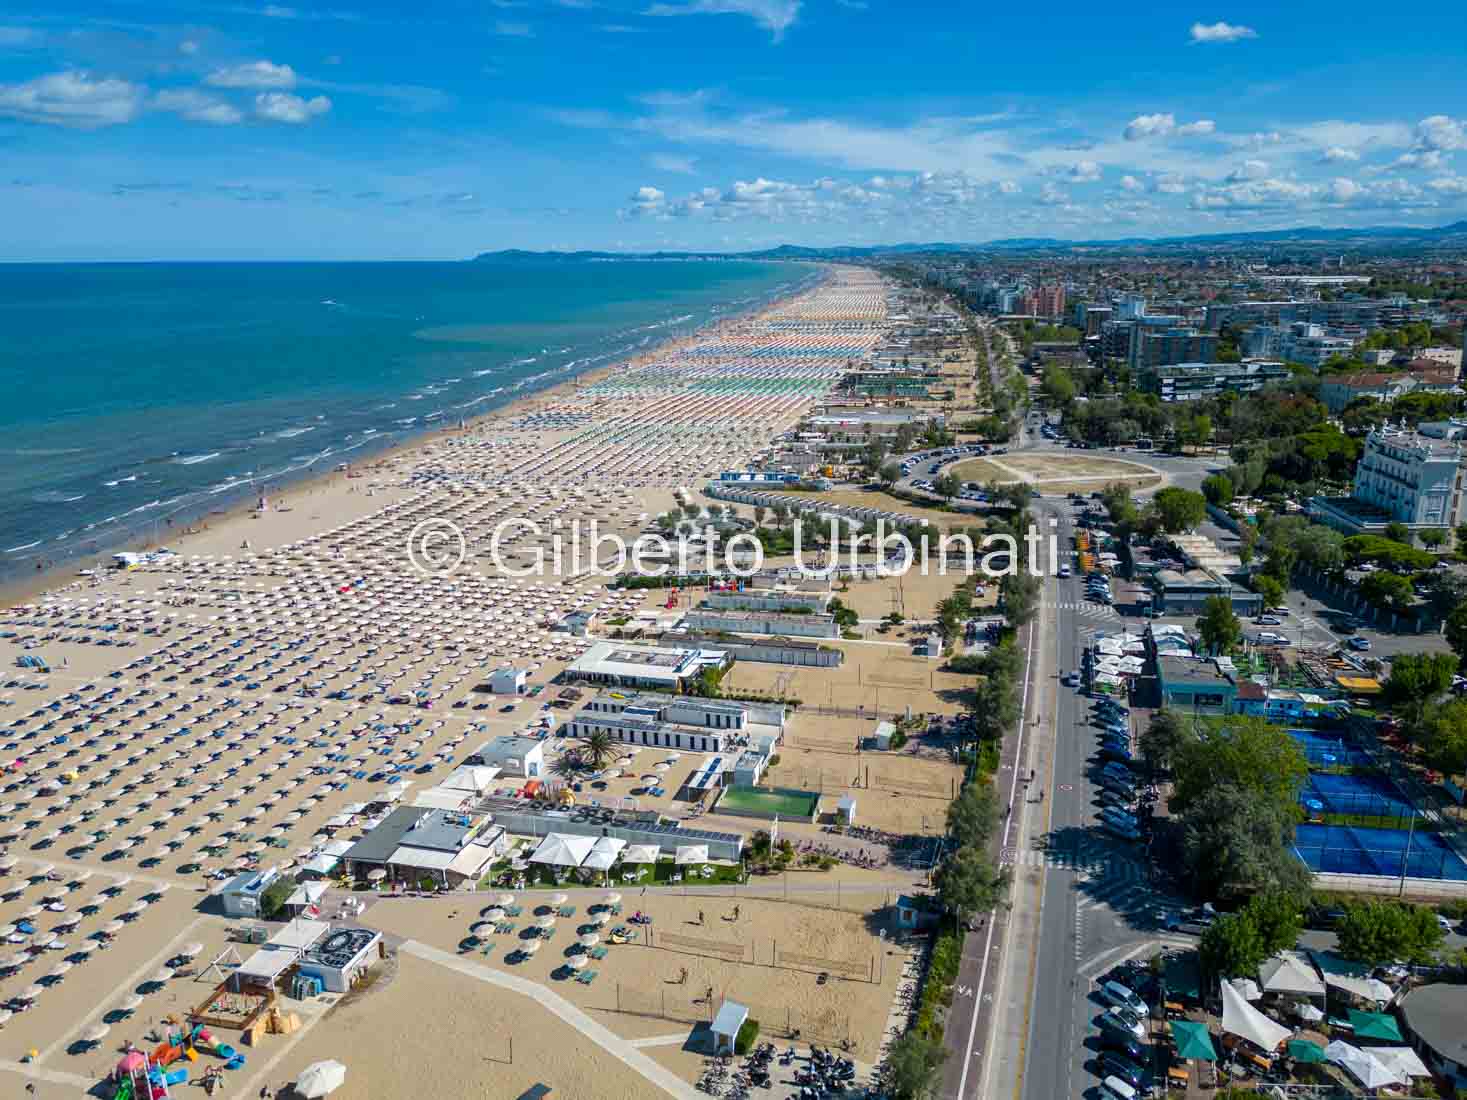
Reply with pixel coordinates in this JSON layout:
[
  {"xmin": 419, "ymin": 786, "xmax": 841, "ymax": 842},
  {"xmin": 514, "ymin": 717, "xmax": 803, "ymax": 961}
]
[
  {"xmin": 550, "ymin": 751, "xmax": 584, "ymax": 782},
  {"xmin": 753, "ymin": 505, "xmax": 767, "ymax": 528},
  {"xmin": 579, "ymin": 730, "xmax": 615, "ymax": 771}
]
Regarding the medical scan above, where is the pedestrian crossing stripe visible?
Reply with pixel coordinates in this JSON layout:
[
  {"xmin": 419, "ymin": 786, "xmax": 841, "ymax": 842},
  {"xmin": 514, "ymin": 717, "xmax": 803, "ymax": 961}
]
[{"xmin": 999, "ymin": 849, "xmax": 1148, "ymax": 878}]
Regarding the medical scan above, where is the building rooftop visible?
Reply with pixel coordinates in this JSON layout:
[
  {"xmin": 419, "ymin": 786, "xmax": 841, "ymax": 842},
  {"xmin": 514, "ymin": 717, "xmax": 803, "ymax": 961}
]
[
  {"xmin": 1158, "ymin": 654, "xmax": 1234, "ymax": 687},
  {"xmin": 1398, "ymin": 983, "xmax": 1467, "ymax": 1065}
]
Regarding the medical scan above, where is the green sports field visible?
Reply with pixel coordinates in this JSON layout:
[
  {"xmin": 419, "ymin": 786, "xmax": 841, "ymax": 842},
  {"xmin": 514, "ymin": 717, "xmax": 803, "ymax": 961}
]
[{"xmin": 718, "ymin": 785, "xmax": 821, "ymax": 819}]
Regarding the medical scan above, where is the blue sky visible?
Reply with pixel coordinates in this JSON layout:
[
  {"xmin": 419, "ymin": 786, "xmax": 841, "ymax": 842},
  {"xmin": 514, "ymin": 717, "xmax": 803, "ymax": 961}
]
[{"xmin": 2, "ymin": 0, "xmax": 1466, "ymax": 259}]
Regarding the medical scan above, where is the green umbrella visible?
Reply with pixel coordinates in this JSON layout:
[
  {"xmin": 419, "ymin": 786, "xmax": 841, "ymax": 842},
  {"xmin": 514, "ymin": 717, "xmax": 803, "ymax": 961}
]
[
  {"xmin": 1348, "ymin": 1010, "xmax": 1402, "ymax": 1042},
  {"xmin": 1170, "ymin": 1019, "xmax": 1217, "ymax": 1062},
  {"xmin": 1287, "ymin": 1039, "xmax": 1327, "ymax": 1064}
]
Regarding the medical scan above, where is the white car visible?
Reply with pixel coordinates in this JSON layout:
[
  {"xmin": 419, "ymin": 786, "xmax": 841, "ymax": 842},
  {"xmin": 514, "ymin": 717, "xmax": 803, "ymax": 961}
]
[{"xmin": 1058, "ymin": 565, "xmax": 1072, "ymax": 578}]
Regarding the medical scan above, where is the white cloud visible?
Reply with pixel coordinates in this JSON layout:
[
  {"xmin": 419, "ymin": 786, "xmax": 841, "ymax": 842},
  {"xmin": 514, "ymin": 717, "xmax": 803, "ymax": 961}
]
[
  {"xmin": 1037, "ymin": 181, "xmax": 1068, "ymax": 205},
  {"xmin": 1119, "ymin": 174, "xmax": 1143, "ymax": 192},
  {"xmin": 1226, "ymin": 159, "xmax": 1269, "ymax": 181},
  {"xmin": 997, "ymin": 180, "xmax": 1019, "ymax": 194},
  {"xmin": 1415, "ymin": 115, "xmax": 1466, "ymax": 152},
  {"xmin": 0, "ymin": 70, "xmax": 143, "ymax": 129},
  {"xmin": 1123, "ymin": 113, "xmax": 1214, "ymax": 141},
  {"xmin": 1393, "ymin": 149, "xmax": 1446, "ymax": 171},
  {"xmin": 649, "ymin": 152, "xmax": 697, "ymax": 174},
  {"xmin": 253, "ymin": 91, "xmax": 330, "ymax": 123},
  {"xmin": 1328, "ymin": 178, "xmax": 1364, "ymax": 202},
  {"xmin": 1189, "ymin": 20, "xmax": 1257, "ymax": 43},
  {"xmin": 206, "ymin": 60, "xmax": 297, "ymax": 89},
  {"xmin": 642, "ymin": 0, "xmax": 801, "ymax": 40},
  {"xmin": 1428, "ymin": 176, "xmax": 1467, "ymax": 195},
  {"xmin": 1067, "ymin": 160, "xmax": 1102, "ymax": 182},
  {"xmin": 151, "ymin": 88, "xmax": 244, "ymax": 125},
  {"xmin": 1321, "ymin": 146, "xmax": 1359, "ymax": 162}
]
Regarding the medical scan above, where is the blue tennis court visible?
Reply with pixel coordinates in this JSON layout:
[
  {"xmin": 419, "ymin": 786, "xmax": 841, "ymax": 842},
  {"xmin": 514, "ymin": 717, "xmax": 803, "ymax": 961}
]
[
  {"xmin": 1289, "ymin": 729, "xmax": 1371, "ymax": 768},
  {"xmin": 1294, "ymin": 824, "xmax": 1467, "ymax": 881},
  {"xmin": 1300, "ymin": 771, "xmax": 1416, "ymax": 819}
]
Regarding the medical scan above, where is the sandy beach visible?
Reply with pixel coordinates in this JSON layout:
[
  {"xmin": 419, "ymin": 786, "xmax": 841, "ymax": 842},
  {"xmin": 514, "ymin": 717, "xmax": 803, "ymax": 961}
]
[{"xmin": 0, "ymin": 267, "xmax": 945, "ymax": 1098}]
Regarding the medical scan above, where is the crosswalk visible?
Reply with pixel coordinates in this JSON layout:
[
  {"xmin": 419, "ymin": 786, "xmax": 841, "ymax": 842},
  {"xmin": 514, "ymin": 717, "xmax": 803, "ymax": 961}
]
[
  {"xmin": 1000, "ymin": 847, "xmax": 1150, "ymax": 881},
  {"xmin": 1043, "ymin": 600, "xmax": 1122, "ymax": 623}
]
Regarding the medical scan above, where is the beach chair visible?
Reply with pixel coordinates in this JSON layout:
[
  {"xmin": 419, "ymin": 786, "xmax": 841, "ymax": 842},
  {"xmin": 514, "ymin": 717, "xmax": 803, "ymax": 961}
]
[
  {"xmin": 577, "ymin": 969, "xmax": 598, "ymax": 985},
  {"xmin": 558, "ymin": 905, "xmax": 575, "ymax": 918},
  {"xmin": 504, "ymin": 905, "xmax": 523, "ymax": 917},
  {"xmin": 590, "ymin": 946, "xmax": 608, "ymax": 960}
]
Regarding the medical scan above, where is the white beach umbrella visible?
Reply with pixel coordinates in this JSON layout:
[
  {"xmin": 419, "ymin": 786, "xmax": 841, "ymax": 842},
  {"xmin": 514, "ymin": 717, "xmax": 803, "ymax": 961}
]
[{"xmin": 294, "ymin": 1059, "xmax": 347, "ymax": 1099}]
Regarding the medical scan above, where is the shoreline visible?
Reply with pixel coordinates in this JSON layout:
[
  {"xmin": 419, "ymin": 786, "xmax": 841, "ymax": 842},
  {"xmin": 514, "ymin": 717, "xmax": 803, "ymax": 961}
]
[{"xmin": 0, "ymin": 265, "xmax": 829, "ymax": 609}]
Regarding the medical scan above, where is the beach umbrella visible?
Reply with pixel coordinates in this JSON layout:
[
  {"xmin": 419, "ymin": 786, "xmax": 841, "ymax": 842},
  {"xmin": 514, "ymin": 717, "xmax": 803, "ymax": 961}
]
[
  {"xmin": 481, "ymin": 908, "xmax": 505, "ymax": 922},
  {"xmin": 118, "ymin": 994, "xmax": 143, "ymax": 1012},
  {"xmin": 103, "ymin": 920, "xmax": 125, "ymax": 935},
  {"xmin": 367, "ymin": 868, "xmax": 387, "ymax": 883},
  {"xmin": 602, "ymin": 892, "xmax": 622, "ymax": 905},
  {"xmin": 579, "ymin": 933, "xmax": 600, "ymax": 948},
  {"xmin": 566, "ymin": 953, "xmax": 588, "ymax": 971},
  {"xmin": 294, "ymin": 1060, "xmax": 347, "ymax": 1099},
  {"xmin": 497, "ymin": 893, "xmax": 515, "ymax": 907},
  {"xmin": 179, "ymin": 942, "xmax": 203, "ymax": 958},
  {"xmin": 34, "ymin": 932, "xmax": 56, "ymax": 948},
  {"xmin": 48, "ymin": 961, "xmax": 72, "ymax": 978},
  {"xmin": 21, "ymin": 905, "xmax": 44, "ymax": 920},
  {"xmin": 520, "ymin": 939, "xmax": 540, "ymax": 956},
  {"xmin": 19, "ymin": 984, "xmax": 42, "ymax": 1001},
  {"xmin": 0, "ymin": 1009, "xmax": 11, "ymax": 1025},
  {"xmin": 150, "ymin": 965, "xmax": 174, "ymax": 983},
  {"xmin": 549, "ymin": 892, "xmax": 568, "ymax": 907},
  {"xmin": 535, "ymin": 915, "xmax": 556, "ymax": 930}
]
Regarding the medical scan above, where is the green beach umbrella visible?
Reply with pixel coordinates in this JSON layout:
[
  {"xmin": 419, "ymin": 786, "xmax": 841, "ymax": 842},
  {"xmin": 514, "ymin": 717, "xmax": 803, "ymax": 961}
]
[
  {"xmin": 1348, "ymin": 1009, "xmax": 1403, "ymax": 1042},
  {"xmin": 1287, "ymin": 1039, "xmax": 1327, "ymax": 1064},
  {"xmin": 1169, "ymin": 1020, "xmax": 1217, "ymax": 1062}
]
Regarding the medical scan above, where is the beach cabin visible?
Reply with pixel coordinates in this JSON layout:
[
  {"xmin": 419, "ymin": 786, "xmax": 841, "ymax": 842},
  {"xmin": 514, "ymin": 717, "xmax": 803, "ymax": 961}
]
[
  {"xmin": 836, "ymin": 796, "xmax": 857, "ymax": 826},
  {"xmin": 894, "ymin": 894, "xmax": 939, "ymax": 931},
  {"xmin": 220, "ymin": 867, "xmax": 280, "ymax": 919},
  {"xmin": 872, "ymin": 721, "xmax": 896, "ymax": 751},
  {"xmin": 490, "ymin": 667, "xmax": 529, "ymax": 695},
  {"xmin": 710, "ymin": 999, "xmax": 750, "ymax": 1055},
  {"xmin": 467, "ymin": 735, "xmax": 544, "ymax": 777}
]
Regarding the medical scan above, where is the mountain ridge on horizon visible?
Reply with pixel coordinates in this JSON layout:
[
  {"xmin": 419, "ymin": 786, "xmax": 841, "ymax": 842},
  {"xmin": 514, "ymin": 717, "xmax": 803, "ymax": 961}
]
[{"xmin": 474, "ymin": 220, "xmax": 1467, "ymax": 262}]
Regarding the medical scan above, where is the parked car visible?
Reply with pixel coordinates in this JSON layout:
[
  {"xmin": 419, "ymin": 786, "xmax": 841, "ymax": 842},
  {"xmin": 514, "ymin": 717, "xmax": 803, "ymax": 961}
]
[{"xmin": 1348, "ymin": 636, "xmax": 1372, "ymax": 651}]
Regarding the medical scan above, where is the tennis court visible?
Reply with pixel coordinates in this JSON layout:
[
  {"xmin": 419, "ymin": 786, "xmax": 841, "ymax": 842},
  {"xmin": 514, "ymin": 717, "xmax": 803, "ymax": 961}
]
[
  {"xmin": 1300, "ymin": 771, "xmax": 1416, "ymax": 820},
  {"xmin": 716, "ymin": 785, "xmax": 821, "ymax": 820},
  {"xmin": 1289, "ymin": 730, "xmax": 1372, "ymax": 769},
  {"xmin": 1294, "ymin": 823, "xmax": 1467, "ymax": 881}
]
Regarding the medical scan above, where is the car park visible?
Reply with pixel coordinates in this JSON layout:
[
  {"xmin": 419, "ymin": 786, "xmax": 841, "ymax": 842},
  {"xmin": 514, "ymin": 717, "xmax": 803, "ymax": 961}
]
[
  {"xmin": 1349, "ymin": 636, "xmax": 1372, "ymax": 651},
  {"xmin": 1100, "ymin": 1053, "xmax": 1149, "ymax": 1090},
  {"xmin": 1102, "ymin": 1007, "xmax": 1146, "ymax": 1039},
  {"xmin": 1254, "ymin": 615, "xmax": 1283, "ymax": 626},
  {"xmin": 1101, "ymin": 1072, "xmax": 1140, "ymax": 1099}
]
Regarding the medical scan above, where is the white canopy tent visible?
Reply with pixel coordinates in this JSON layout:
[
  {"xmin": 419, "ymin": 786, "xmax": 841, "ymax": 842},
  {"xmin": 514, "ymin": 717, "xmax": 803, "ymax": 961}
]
[
  {"xmin": 1363, "ymin": 1045, "xmax": 1431, "ymax": 1079},
  {"xmin": 1321, "ymin": 971, "xmax": 1394, "ymax": 1003},
  {"xmin": 1219, "ymin": 979, "xmax": 1291, "ymax": 1052},
  {"xmin": 1258, "ymin": 952, "xmax": 1325, "ymax": 997},
  {"xmin": 581, "ymin": 836, "xmax": 627, "ymax": 871},
  {"xmin": 675, "ymin": 844, "xmax": 709, "ymax": 865},
  {"xmin": 621, "ymin": 843, "xmax": 660, "ymax": 864},
  {"xmin": 529, "ymin": 833, "xmax": 596, "ymax": 868},
  {"xmin": 1325, "ymin": 1041, "xmax": 1403, "ymax": 1089}
]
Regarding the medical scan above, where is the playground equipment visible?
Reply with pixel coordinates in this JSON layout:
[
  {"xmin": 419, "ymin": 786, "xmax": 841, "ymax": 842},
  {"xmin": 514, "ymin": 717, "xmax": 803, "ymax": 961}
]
[{"xmin": 110, "ymin": 1023, "xmax": 247, "ymax": 1100}]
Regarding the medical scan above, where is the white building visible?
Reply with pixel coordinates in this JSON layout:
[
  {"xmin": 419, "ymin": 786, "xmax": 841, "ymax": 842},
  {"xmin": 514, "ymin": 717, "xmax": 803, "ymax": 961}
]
[
  {"xmin": 1311, "ymin": 421, "xmax": 1467, "ymax": 534},
  {"xmin": 564, "ymin": 641, "xmax": 729, "ymax": 691},
  {"xmin": 489, "ymin": 666, "xmax": 528, "ymax": 695},
  {"xmin": 466, "ymin": 735, "xmax": 544, "ymax": 777}
]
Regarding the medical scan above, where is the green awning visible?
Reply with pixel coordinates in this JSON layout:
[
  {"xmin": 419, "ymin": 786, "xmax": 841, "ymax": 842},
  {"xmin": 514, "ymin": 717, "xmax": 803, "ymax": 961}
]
[
  {"xmin": 1170, "ymin": 1020, "xmax": 1217, "ymax": 1062},
  {"xmin": 1287, "ymin": 1039, "xmax": 1327, "ymax": 1064},
  {"xmin": 1348, "ymin": 1009, "xmax": 1403, "ymax": 1042}
]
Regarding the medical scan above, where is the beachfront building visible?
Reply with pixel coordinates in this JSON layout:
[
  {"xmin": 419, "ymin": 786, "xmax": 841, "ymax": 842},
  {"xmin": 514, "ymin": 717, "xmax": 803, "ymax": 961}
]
[
  {"xmin": 1310, "ymin": 421, "xmax": 1467, "ymax": 535},
  {"xmin": 563, "ymin": 640, "xmax": 731, "ymax": 692},
  {"xmin": 465, "ymin": 735, "xmax": 544, "ymax": 777},
  {"xmin": 489, "ymin": 666, "xmax": 528, "ymax": 695},
  {"xmin": 220, "ymin": 866, "xmax": 283, "ymax": 918},
  {"xmin": 342, "ymin": 805, "xmax": 508, "ymax": 888},
  {"xmin": 1156, "ymin": 655, "xmax": 1239, "ymax": 715},
  {"xmin": 702, "ymin": 589, "xmax": 834, "ymax": 614},
  {"xmin": 681, "ymin": 607, "xmax": 840, "ymax": 640},
  {"xmin": 297, "ymin": 927, "xmax": 384, "ymax": 994},
  {"xmin": 563, "ymin": 690, "xmax": 784, "ymax": 755}
]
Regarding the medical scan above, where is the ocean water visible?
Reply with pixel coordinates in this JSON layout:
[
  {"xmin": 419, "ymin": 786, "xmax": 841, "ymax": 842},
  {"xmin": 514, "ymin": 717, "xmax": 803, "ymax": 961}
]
[{"xmin": 0, "ymin": 259, "xmax": 808, "ymax": 582}]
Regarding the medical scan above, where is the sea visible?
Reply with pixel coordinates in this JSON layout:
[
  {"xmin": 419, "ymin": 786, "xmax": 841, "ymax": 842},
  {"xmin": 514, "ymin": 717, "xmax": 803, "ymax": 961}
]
[{"xmin": 0, "ymin": 258, "xmax": 810, "ymax": 585}]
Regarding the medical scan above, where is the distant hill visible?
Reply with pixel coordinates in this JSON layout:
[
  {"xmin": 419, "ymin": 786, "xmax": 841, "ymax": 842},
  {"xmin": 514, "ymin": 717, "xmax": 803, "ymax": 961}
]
[{"xmin": 472, "ymin": 220, "xmax": 1467, "ymax": 261}]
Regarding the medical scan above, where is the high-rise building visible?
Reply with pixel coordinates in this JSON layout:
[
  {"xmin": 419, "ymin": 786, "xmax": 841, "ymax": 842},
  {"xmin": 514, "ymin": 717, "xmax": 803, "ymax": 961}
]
[
  {"xmin": 1033, "ymin": 284, "xmax": 1066, "ymax": 318},
  {"xmin": 1129, "ymin": 327, "xmax": 1219, "ymax": 371}
]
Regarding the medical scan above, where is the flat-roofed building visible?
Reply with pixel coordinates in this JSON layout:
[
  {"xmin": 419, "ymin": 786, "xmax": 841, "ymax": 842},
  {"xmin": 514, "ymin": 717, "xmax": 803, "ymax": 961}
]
[
  {"xmin": 564, "ymin": 641, "xmax": 730, "ymax": 691},
  {"xmin": 1312, "ymin": 422, "xmax": 1467, "ymax": 534},
  {"xmin": 682, "ymin": 607, "xmax": 840, "ymax": 640}
]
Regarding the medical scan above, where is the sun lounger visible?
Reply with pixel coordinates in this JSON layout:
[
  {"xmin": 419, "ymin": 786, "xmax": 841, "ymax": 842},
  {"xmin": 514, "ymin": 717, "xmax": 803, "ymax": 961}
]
[
  {"xmin": 576, "ymin": 969, "xmax": 598, "ymax": 985},
  {"xmin": 558, "ymin": 906, "xmax": 575, "ymax": 918},
  {"xmin": 590, "ymin": 946, "xmax": 608, "ymax": 960}
]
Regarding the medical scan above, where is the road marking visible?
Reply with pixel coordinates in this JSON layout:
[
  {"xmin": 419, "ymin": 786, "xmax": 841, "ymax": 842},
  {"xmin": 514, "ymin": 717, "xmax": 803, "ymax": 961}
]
[{"xmin": 960, "ymin": 613, "xmax": 1038, "ymax": 1100}]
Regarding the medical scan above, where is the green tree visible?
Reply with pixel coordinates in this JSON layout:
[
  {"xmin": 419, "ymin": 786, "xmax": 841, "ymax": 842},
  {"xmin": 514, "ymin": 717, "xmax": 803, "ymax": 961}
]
[
  {"xmin": 878, "ymin": 460, "xmax": 902, "ymax": 489},
  {"xmin": 1335, "ymin": 900, "xmax": 1445, "ymax": 965},
  {"xmin": 946, "ymin": 779, "xmax": 999, "ymax": 850},
  {"xmin": 1151, "ymin": 487, "xmax": 1208, "ymax": 534},
  {"xmin": 1360, "ymin": 571, "xmax": 1415, "ymax": 614},
  {"xmin": 1385, "ymin": 521, "xmax": 1412, "ymax": 546},
  {"xmin": 1200, "ymin": 911, "xmax": 1269, "ymax": 980},
  {"xmin": 1419, "ymin": 698, "xmax": 1467, "ymax": 777},
  {"xmin": 933, "ymin": 845, "xmax": 1008, "ymax": 924},
  {"xmin": 1385, "ymin": 653, "xmax": 1459, "ymax": 729},
  {"xmin": 1139, "ymin": 708, "xmax": 1190, "ymax": 776},
  {"xmin": 1171, "ymin": 715, "xmax": 1310, "ymax": 821},
  {"xmin": 1245, "ymin": 889, "xmax": 1306, "ymax": 951},
  {"xmin": 1253, "ymin": 575, "xmax": 1285, "ymax": 610},
  {"xmin": 1418, "ymin": 528, "xmax": 1448, "ymax": 550},
  {"xmin": 1180, "ymin": 783, "xmax": 1311, "ymax": 900},
  {"xmin": 1099, "ymin": 482, "xmax": 1138, "ymax": 526},
  {"xmin": 933, "ymin": 472, "xmax": 961, "ymax": 501},
  {"xmin": 578, "ymin": 730, "xmax": 616, "ymax": 770},
  {"xmin": 550, "ymin": 752, "xmax": 585, "ymax": 782},
  {"xmin": 1445, "ymin": 603, "xmax": 1467, "ymax": 665},
  {"xmin": 1198, "ymin": 596, "xmax": 1241, "ymax": 656},
  {"xmin": 1041, "ymin": 365, "xmax": 1076, "ymax": 406},
  {"xmin": 880, "ymin": 1032, "xmax": 948, "ymax": 1100},
  {"xmin": 1201, "ymin": 474, "xmax": 1234, "ymax": 508},
  {"xmin": 999, "ymin": 572, "xmax": 1041, "ymax": 629}
]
